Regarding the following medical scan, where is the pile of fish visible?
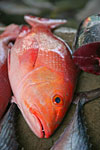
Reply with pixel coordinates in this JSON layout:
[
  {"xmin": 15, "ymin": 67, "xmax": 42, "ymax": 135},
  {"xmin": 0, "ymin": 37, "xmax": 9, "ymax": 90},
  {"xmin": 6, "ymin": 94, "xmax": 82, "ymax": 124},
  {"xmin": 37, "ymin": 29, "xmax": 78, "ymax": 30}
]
[{"xmin": 0, "ymin": 14, "xmax": 100, "ymax": 150}]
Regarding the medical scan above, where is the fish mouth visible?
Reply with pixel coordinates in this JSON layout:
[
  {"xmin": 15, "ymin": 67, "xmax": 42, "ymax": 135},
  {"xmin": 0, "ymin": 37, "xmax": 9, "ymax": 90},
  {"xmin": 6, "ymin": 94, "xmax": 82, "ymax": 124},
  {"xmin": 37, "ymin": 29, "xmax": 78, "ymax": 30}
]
[
  {"xmin": 25, "ymin": 110, "xmax": 46, "ymax": 138},
  {"xmin": 34, "ymin": 114, "xmax": 50, "ymax": 138},
  {"xmin": 26, "ymin": 108, "xmax": 50, "ymax": 138},
  {"xmin": 22, "ymin": 101, "xmax": 51, "ymax": 138},
  {"xmin": 35, "ymin": 114, "xmax": 45, "ymax": 138}
]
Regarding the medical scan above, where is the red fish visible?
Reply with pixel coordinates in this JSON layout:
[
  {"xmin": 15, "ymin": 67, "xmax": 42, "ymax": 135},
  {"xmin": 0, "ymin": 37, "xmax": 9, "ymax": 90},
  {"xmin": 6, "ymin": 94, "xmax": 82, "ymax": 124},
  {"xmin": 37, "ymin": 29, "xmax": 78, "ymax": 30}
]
[
  {"xmin": 0, "ymin": 24, "xmax": 20, "ymax": 119},
  {"xmin": 8, "ymin": 16, "xmax": 78, "ymax": 138}
]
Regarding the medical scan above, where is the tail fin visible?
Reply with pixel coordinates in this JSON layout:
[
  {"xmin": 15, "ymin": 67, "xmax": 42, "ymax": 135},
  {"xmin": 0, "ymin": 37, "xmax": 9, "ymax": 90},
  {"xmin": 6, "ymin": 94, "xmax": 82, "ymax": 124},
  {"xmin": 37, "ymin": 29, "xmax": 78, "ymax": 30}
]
[
  {"xmin": 73, "ymin": 88, "xmax": 100, "ymax": 105},
  {"xmin": 24, "ymin": 15, "xmax": 67, "ymax": 29}
]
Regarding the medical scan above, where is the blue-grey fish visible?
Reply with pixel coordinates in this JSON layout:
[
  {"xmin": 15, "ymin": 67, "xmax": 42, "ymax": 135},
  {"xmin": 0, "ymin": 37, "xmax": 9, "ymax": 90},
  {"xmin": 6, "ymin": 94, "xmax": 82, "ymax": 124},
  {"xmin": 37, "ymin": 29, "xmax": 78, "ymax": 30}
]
[
  {"xmin": 73, "ymin": 14, "xmax": 100, "ymax": 75},
  {"xmin": 51, "ymin": 88, "xmax": 100, "ymax": 150},
  {"xmin": 73, "ymin": 14, "xmax": 100, "ymax": 50},
  {"xmin": 0, "ymin": 103, "xmax": 19, "ymax": 150}
]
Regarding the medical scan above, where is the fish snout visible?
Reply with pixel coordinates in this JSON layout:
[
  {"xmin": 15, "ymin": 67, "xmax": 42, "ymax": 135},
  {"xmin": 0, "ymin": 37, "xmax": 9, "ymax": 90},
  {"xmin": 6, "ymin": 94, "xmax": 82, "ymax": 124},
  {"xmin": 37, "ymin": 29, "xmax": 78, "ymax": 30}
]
[
  {"xmin": 23, "ymin": 99, "xmax": 65, "ymax": 138},
  {"xmin": 28, "ymin": 104, "xmax": 66, "ymax": 138},
  {"xmin": 30, "ymin": 112, "xmax": 63, "ymax": 138}
]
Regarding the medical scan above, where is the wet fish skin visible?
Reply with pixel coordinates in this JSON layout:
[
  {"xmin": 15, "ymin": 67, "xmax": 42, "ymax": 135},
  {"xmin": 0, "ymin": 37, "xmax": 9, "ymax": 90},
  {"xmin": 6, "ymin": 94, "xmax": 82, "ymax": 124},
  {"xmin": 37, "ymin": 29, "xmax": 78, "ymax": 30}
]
[
  {"xmin": 0, "ymin": 103, "xmax": 19, "ymax": 150},
  {"xmin": 8, "ymin": 15, "xmax": 78, "ymax": 138},
  {"xmin": 73, "ymin": 14, "xmax": 100, "ymax": 50},
  {"xmin": 0, "ymin": 24, "xmax": 20, "ymax": 119},
  {"xmin": 73, "ymin": 14, "xmax": 100, "ymax": 75},
  {"xmin": 51, "ymin": 88, "xmax": 100, "ymax": 150}
]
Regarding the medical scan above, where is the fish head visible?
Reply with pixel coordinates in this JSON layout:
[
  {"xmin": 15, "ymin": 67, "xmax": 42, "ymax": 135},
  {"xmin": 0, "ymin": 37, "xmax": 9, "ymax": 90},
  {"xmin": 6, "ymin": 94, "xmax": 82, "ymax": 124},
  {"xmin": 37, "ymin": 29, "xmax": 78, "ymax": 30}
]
[{"xmin": 19, "ymin": 67, "xmax": 73, "ymax": 138}]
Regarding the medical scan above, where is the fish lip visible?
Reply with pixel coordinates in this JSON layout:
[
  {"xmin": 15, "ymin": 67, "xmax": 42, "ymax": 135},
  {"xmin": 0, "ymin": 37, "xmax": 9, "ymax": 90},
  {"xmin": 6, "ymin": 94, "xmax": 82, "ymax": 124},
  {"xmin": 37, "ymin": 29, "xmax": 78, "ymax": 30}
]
[
  {"xmin": 34, "ymin": 114, "xmax": 50, "ymax": 138},
  {"xmin": 22, "ymin": 100, "xmax": 50, "ymax": 138},
  {"xmin": 34, "ymin": 114, "xmax": 45, "ymax": 138},
  {"xmin": 21, "ymin": 103, "xmax": 45, "ymax": 138}
]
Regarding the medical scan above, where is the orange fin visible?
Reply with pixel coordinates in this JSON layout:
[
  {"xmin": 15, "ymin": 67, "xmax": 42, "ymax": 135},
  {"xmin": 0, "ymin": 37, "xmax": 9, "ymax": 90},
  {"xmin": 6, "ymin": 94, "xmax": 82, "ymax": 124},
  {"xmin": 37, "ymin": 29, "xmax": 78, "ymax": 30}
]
[{"xmin": 24, "ymin": 15, "xmax": 67, "ymax": 29}]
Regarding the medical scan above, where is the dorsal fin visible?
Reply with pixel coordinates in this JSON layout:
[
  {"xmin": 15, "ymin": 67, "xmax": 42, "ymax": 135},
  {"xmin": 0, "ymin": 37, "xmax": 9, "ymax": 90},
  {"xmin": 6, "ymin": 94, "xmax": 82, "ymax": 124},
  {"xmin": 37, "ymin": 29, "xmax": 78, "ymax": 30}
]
[{"xmin": 24, "ymin": 15, "xmax": 67, "ymax": 29}]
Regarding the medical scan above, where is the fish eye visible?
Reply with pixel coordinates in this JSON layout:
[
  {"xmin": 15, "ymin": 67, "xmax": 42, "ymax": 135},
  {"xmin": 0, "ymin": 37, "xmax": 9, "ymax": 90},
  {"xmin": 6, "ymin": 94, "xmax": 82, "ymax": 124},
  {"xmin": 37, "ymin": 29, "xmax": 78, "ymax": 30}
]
[{"xmin": 53, "ymin": 94, "xmax": 64, "ymax": 106}]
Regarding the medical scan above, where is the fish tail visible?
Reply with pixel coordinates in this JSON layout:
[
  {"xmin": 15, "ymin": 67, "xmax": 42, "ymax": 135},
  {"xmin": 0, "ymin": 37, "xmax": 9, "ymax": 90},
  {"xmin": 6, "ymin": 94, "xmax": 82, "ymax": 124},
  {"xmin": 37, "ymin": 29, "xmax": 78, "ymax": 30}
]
[
  {"xmin": 73, "ymin": 88, "xmax": 100, "ymax": 105},
  {"xmin": 0, "ymin": 103, "xmax": 19, "ymax": 150},
  {"xmin": 83, "ymin": 88, "xmax": 100, "ymax": 101},
  {"xmin": 24, "ymin": 15, "xmax": 67, "ymax": 29}
]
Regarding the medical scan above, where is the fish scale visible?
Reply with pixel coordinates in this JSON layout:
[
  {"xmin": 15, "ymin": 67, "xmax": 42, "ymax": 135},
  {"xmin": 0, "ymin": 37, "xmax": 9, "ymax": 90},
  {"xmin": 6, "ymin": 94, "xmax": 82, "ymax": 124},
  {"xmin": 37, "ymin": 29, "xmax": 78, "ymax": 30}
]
[
  {"xmin": 0, "ymin": 24, "xmax": 20, "ymax": 119},
  {"xmin": 73, "ymin": 14, "xmax": 100, "ymax": 75},
  {"xmin": 0, "ymin": 103, "xmax": 19, "ymax": 150},
  {"xmin": 38, "ymin": 50, "xmax": 67, "ymax": 72},
  {"xmin": 34, "ymin": 31, "xmax": 69, "ymax": 74}
]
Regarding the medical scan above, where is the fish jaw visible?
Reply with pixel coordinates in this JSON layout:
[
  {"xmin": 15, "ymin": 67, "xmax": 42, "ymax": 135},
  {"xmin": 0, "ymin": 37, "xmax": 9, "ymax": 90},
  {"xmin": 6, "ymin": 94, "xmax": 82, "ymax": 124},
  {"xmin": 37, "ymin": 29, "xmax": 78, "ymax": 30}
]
[
  {"xmin": 17, "ymin": 96, "xmax": 52, "ymax": 138},
  {"xmin": 20, "ymin": 102, "xmax": 45, "ymax": 138}
]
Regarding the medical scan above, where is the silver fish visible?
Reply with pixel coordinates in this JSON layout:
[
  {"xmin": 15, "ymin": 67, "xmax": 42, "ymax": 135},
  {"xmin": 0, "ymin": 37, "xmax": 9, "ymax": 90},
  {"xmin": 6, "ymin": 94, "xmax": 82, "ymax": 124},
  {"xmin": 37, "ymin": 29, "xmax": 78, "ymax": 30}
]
[
  {"xmin": 0, "ymin": 103, "xmax": 19, "ymax": 150},
  {"xmin": 73, "ymin": 14, "xmax": 100, "ymax": 50},
  {"xmin": 51, "ymin": 88, "xmax": 100, "ymax": 150},
  {"xmin": 72, "ymin": 14, "xmax": 100, "ymax": 75}
]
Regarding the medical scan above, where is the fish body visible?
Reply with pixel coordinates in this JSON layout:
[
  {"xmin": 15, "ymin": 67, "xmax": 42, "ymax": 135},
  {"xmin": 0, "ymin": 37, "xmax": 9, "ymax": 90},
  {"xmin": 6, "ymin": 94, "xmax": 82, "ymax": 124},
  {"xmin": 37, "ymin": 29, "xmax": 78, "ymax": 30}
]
[
  {"xmin": 0, "ymin": 24, "xmax": 20, "ymax": 119},
  {"xmin": 0, "ymin": 103, "xmax": 19, "ymax": 150},
  {"xmin": 73, "ymin": 14, "xmax": 100, "ymax": 74},
  {"xmin": 8, "ymin": 16, "xmax": 78, "ymax": 138},
  {"xmin": 74, "ymin": 14, "xmax": 100, "ymax": 50},
  {"xmin": 51, "ymin": 88, "xmax": 100, "ymax": 150}
]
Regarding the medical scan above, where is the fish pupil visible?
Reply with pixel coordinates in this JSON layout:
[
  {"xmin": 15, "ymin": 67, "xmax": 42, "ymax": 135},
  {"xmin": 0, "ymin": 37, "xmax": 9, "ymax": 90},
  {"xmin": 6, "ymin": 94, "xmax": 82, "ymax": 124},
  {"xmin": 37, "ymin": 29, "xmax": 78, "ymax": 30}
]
[{"xmin": 55, "ymin": 97, "xmax": 61, "ymax": 103}]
